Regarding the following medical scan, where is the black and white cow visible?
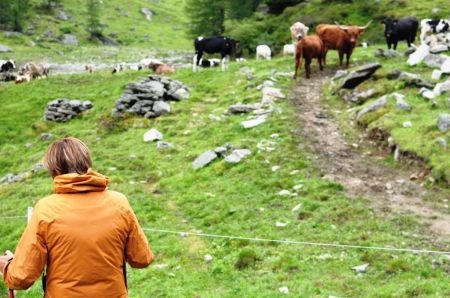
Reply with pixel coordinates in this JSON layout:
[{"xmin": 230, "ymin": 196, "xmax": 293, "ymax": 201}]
[
  {"xmin": 193, "ymin": 36, "xmax": 238, "ymax": 72},
  {"xmin": 0, "ymin": 60, "xmax": 16, "ymax": 73},
  {"xmin": 420, "ymin": 19, "xmax": 450, "ymax": 44},
  {"xmin": 381, "ymin": 17, "xmax": 418, "ymax": 49}
]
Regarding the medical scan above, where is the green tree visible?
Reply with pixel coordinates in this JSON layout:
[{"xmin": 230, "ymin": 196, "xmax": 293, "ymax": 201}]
[
  {"xmin": 0, "ymin": 0, "xmax": 13, "ymax": 28},
  {"xmin": 40, "ymin": 0, "xmax": 61, "ymax": 11},
  {"xmin": 86, "ymin": 0, "xmax": 103, "ymax": 38},
  {"xmin": 185, "ymin": 0, "xmax": 226, "ymax": 37},
  {"xmin": 11, "ymin": 0, "xmax": 29, "ymax": 32},
  {"xmin": 226, "ymin": 0, "xmax": 261, "ymax": 20}
]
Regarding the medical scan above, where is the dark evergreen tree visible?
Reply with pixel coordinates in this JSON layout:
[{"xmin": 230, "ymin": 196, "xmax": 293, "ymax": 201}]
[
  {"xmin": 185, "ymin": 0, "xmax": 226, "ymax": 37},
  {"xmin": 86, "ymin": 0, "xmax": 103, "ymax": 38}
]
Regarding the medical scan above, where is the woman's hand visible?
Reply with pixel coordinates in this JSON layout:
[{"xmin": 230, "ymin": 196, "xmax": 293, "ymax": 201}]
[{"xmin": 0, "ymin": 250, "xmax": 14, "ymax": 275}]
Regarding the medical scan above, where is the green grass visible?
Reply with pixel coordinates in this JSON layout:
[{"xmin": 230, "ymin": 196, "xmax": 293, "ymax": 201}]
[{"xmin": 1, "ymin": 54, "xmax": 449, "ymax": 297}]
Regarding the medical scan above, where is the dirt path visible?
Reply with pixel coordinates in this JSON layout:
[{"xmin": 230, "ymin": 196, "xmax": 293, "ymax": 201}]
[{"xmin": 292, "ymin": 70, "xmax": 450, "ymax": 238}]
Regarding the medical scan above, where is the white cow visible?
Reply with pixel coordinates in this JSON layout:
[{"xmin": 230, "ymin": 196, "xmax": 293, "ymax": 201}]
[
  {"xmin": 420, "ymin": 18, "xmax": 450, "ymax": 45},
  {"xmin": 282, "ymin": 44, "xmax": 296, "ymax": 56},
  {"xmin": 256, "ymin": 45, "xmax": 271, "ymax": 60},
  {"xmin": 290, "ymin": 22, "xmax": 309, "ymax": 43}
]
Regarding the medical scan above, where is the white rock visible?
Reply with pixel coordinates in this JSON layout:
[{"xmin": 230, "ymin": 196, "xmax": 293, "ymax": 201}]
[
  {"xmin": 143, "ymin": 128, "xmax": 163, "ymax": 142},
  {"xmin": 224, "ymin": 149, "xmax": 252, "ymax": 163},
  {"xmin": 272, "ymin": 165, "xmax": 280, "ymax": 172},
  {"xmin": 279, "ymin": 287, "xmax": 289, "ymax": 294},
  {"xmin": 262, "ymin": 87, "xmax": 285, "ymax": 99},
  {"xmin": 204, "ymin": 254, "xmax": 213, "ymax": 262},
  {"xmin": 419, "ymin": 87, "xmax": 436, "ymax": 100},
  {"xmin": 403, "ymin": 121, "xmax": 412, "ymax": 128},
  {"xmin": 290, "ymin": 170, "xmax": 300, "ymax": 175},
  {"xmin": 433, "ymin": 80, "xmax": 450, "ymax": 95},
  {"xmin": 157, "ymin": 141, "xmax": 174, "ymax": 149},
  {"xmin": 192, "ymin": 150, "xmax": 218, "ymax": 169},
  {"xmin": 407, "ymin": 44, "xmax": 429, "ymax": 66},
  {"xmin": 352, "ymin": 263, "xmax": 369, "ymax": 273},
  {"xmin": 154, "ymin": 264, "xmax": 168, "ymax": 269},
  {"xmin": 270, "ymin": 133, "xmax": 280, "ymax": 138},
  {"xmin": 208, "ymin": 114, "xmax": 222, "ymax": 121},
  {"xmin": 441, "ymin": 58, "xmax": 450, "ymax": 73},
  {"xmin": 153, "ymin": 101, "xmax": 171, "ymax": 115},
  {"xmin": 431, "ymin": 69, "xmax": 443, "ymax": 80},
  {"xmin": 275, "ymin": 221, "xmax": 288, "ymax": 227},
  {"xmin": 278, "ymin": 190, "xmax": 292, "ymax": 196},
  {"xmin": 291, "ymin": 203, "xmax": 302, "ymax": 212},
  {"xmin": 293, "ymin": 184, "xmax": 303, "ymax": 191},
  {"xmin": 256, "ymin": 80, "xmax": 274, "ymax": 90},
  {"xmin": 430, "ymin": 44, "xmax": 449, "ymax": 54},
  {"xmin": 241, "ymin": 115, "xmax": 267, "ymax": 128}
]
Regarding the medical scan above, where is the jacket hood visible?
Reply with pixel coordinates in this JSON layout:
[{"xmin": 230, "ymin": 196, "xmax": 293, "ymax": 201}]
[{"xmin": 53, "ymin": 169, "xmax": 109, "ymax": 194}]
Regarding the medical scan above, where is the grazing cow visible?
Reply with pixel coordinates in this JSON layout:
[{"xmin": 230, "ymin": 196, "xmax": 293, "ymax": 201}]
[
  {"xmin": 420, "ymin": 19, "xmax": 450, "ymax": 44},
  {"xmin": 381, "ymin": 17, "xmax": 418, "ymax": 49},
  {"xmin": 256, "ymin": 45, "xmax": 271, "ymax": 60},
  {"xmin": 15, "ymin": 73, "xmax": 31, "ymax": 84},
  {"xmin": 112, "ymin": 63, "xmax": 125, "ymax": 74},
  {"xmin": 293, "ymin": 35, "xmax": 324, "ymax": 79},
  {"xmin": 290, "ymin": 22, "xmax": 309, "ymax": 42},
  {"xmin": 193, "ymin": 36, "xmax": 238, "ymax": 72},
  {"xmin": 283, "ymin": 44, "xmax": 296, "ymax": 56},
  {"xmin": 20, "ymin": 63, "xmax": 49, "ymax": 79},
  {"xmin": 0, "ymin": 60, "xmax": 16, "ymax": 73},
  {"xmin": 85, "ymin": 64, "xmax": 95, "ymax": 73},
  {"xmin": 149, "ymin": 62, "xmax": 176, "ymax": 75},
  {"xmin": 199, "ymin": 58, "xmax": 221, "ymax": 68},
  {"xmin": 316, "ymin": 21, "xmax": 372, "ymax": 67},
  {"xmin": 138, "ymin": 58, "xmax": 163, "ymax": 70}
]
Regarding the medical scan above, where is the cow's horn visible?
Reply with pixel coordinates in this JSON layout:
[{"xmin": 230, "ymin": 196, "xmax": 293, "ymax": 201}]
[
  {"xmin": 334, "ymin": 21, "xmax": 348, "ymax": 30},
  {"xmin": 359, "ymin": 20, "xmax": 373, "ymax": 30}
]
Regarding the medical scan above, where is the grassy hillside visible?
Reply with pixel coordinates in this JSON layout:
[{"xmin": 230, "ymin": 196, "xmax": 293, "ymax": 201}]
[
  {"xmin": 1, "ymin": 52, "xmax": 449, "ymax": 296},
  {"xmin": 0, "ymin": 0, "xmax": 191, "ymax": 64}
]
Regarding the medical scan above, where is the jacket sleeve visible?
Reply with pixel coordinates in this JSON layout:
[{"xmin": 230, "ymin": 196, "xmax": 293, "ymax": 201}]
[
  {"xmin": 125, "ymin": 207, "xmax": 153, "ymax": 268},
  {"xmin": 3, "ymin": 202, "xmax": 47, "ymax": 290}
]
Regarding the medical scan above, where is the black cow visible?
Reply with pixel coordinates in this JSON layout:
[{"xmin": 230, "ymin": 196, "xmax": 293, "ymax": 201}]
[
  {"xmin": 381, "ymin": 17, "xmax": 418, "ymax": 50},
  {"xmin": 0, "ymin": 60, "xmax": 16, "ymax": 73},
  {"xmin": 193, "ymin": 36, "xmax": 238, "ymax": 72}
]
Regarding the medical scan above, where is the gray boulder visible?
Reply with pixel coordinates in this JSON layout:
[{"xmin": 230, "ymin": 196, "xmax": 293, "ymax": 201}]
[
  {"xmin": 228, "ymin": 103, "xmax": 260, "ymax": 114},
  {"xmin": 423, "ymin": 54, "xmax": 448, "ymax": 69},
  {"xmin": 192, "ymin": 151, "xmax": 218, "ymax": 169},
  {"xmin": 436, "ymin": 137, "xmax": 448, "ymax": 149},
  {"xmin": 57, "ymin": 10, "xmax": 69, "ymax": 21},
  {"xmin": 40, "ymin": 133, "xmax": 54, "ymax": 141},
  {"xmin": 433, "ymin": 80, "xmax": 450, "ymax": 95},
  {"xmin": 241, "ymin": 115, "xmax": 267, "ymax": 128},
  {"xmin": 437, "ymin": 114, "xmax": 450, "ymax": 132},
  {"xmin": 393, "ymin": 93, "xmax": 412, "ymax": 112},
  {"xmin": 143, "ymin": 128, "xmax": 163, "ymax": 142},
  {"xmin": 169, "ymin": 88, "xmax": 190, "ymax": 100},
  {"xmin": 340, "ymin": 63, "xmax": 381, "ymax": 89},
  {"xmin": 356, "ymin": 96, "xmax": 388, "ymax": 119},
  {"xmin": 407, "ymin": 44, "xmax": 429, "ymax": 65},
  {"xmin": 156, "ymin": 141, "xmax": 173, "ymax": 149},
  {"xmin": 224, "ymin": 149, "xmax": 252, "ymax": 163},
  {"xmin": 374, "ymin": 48, "xmax": 401, "ymax": 58},
  {"xmin": 141, "ymin": 8, "xmax": 153, "ymax": 21},
  {"xmin": 0, "ymin": 44, "xmax": 12, "ymax": 52},
  {"xmin": 340, "ymin": 88, "xmax": 378, "ymax": 104},
  {"xmin": 60, "ymin": 34, "xmax": 78, "ymax": 46},
  {"xmin": 153, "ymin": 101, "xmax": 171, "ymax": 116},
  {"xmin": 430, "ymin": 44, "xmax": 449, "ymax": 54},
  {"xmin": 441, "ymin": 58, "xmax": 450, "ymax": 73},
  {"xmin": 398, "ymin": 72, "xmax": 434, "ymax": 88}
]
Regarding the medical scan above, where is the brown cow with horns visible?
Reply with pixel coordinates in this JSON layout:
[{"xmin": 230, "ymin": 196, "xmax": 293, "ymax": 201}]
[{"xmin": 316, "ymin": 20, "xmax": 372, "ymax": 67}]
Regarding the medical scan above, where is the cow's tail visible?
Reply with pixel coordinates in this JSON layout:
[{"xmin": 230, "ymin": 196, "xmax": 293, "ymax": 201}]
[{"xmin": 293, "ymin": 44, "xmax": 303, "ymax": 79}]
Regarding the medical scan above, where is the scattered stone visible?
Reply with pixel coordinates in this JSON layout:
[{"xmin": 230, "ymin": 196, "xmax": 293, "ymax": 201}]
[
  {"xmin": 60, "ymin": 34, "xmax": 78, "ymax": 46},
  {"xmin": 192, "ymin": 151, "xmax": 218, "ymax": 169},
  {"xmin": 340, "ymin": 63, "xmax": 381, "ymax": 89},
  {"xmin": 57, "ymin": 10, "xmax": 69, "ymax": 21},
  {"xmin": 228, "ymin": 103, "xmax": 260, "ymax": 114},
  {"xmin": 154, "ymin": 264, "xmax": 168, "ymax": 269},
  {"xmin": 271, "ymin": 165, "xmax": 280, "ymax": 172},
  {"xmin": 214, "ymin": 146, "xmax": 228, "ymax": 156},
  {"xmin": 156, "ymin": 141, "xmax": 173, "ymax": 149},
  {"xmin": 419, "ymin": 87, "xmax": 436, "ymax": 100},
  {"xmin": 241, "ymin": 115, "xmax": 267, "ymax": 129},
  {"xmin": 0, "ymin": 44, "xmax": 12, "ymax": 52},
  {"xmin": 40, "ymin": 133, "xmax": 54, "ymax": 141},
  {"xmin": 433, "ymin": 80, "xmax": 450, "ymax": 95},
  {"xmin": 44, "ymin": 99, "xmax": 93, "ymax": 122},
  {"xmin": 279, "ymin": 287, "xmax": 289, "ymax": 294},
  {"xmin": 224, "ymin": 149, "xmax": 251, "ymax": 163},
  {"xmin": 25, "ymin": 143, "xmax": 32, "ymax": 148},
  {"xmin": 374, "ymin": 48, "xmax": 401, "ymax": 58},
  {"xmin": 114, "ymin": 76, "xmax": 189, "ymax": 119},
  {"xmin": 332, "ymin": 70, "xmax": 348, "ymax": 80},
  {"xmin": 278, "ymin": 190, "xmax": 292, "ymax": 196},
  {"xmin": 430, "ymin": 44, "xmax": 449, "ymax": 54},
  {"xmin": 31, "ymin": 163, "xmax": 44, "ymax": 173},
  {"xmin": 393, "ymin": 93, "xmax": 412, "ymax": 112},
  {"xmin": 291, "ymin": 203, "xmax": 302, "ymax": 212},
  {"xmin": 352, "ymin": 263, "xmax": 369, "ymax": 273},
  {"xmin": 441, "ymin": 59, "xmax": 450, "ymax": 73},
  {"xmin": 398, "ymin": 72, "xmax": 434, "ymax": 88},
  {"xmin": 275, "ymin": 222, "xmax": 288, "ymax": 227},
  {"xmin": 403, "ymin": 47, "xmax": 416, "ymax": 56},
  {"xmin": 340, "ymin": 88, "xmax": 378, "ymax": 104},
  {"xmin": 129, "ymin": 154, "xmax": 137, "ymax": 160},
  {"xmin": 436, "ymin": 137, "xmax": 448, "ymax": 149},
  {"xmin": 432, "ymin": 69, "xmax": 443, "ymax": 80},
  {"xmin": 356, "ymin": 96, "xmax": 388, "ymax": 119},
  {"xmin": 262, "ymin": 87, "xmax": 285, "ymax": 100},
  {"xmin": 407, "ymin": 44, "xmax": 429, "ymax": 66},
  {"xmin": 143, "ymin": 128, "xmax": 163, "ymax": 142},
  {"xmin": 403, "ymin": 121, "xmax": 412, "ymax": 128},
  {"xmin": 387, "ymin": 69, "xmax": 402, "ymax": 80},
  {"xmin": 256, "ymin": 80, "xmax": 274, "ymax": 90},
  {"xmin": 423, "ymin": 54, "xmax": 448, "ymax": 69},
  {"xmin": 141, "ymin": 8, "xmax": 153, "ymax": 21},
  {"xmin": 257, "ymin": 139, "xmax": 277, "ymax": 152},
  {"xmin": 293, "ymin": 184, "xmax": 303, "ymax": 191},
  {"xmin": 437, "ymin": 114, "xmax": 450, "ymax": 132},
  {"xmin": 208, "ymin": 114, "xmax": 223, "ymax": 121},
  {"xmin": 204, "ymin": 254, "xmax": 213, "ymax": 262}
]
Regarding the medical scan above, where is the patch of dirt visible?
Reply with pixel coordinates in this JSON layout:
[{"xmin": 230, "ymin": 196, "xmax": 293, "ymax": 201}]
[{"xmin": 292, "ymin": 70, "xmax": 450, "ymax": 239}]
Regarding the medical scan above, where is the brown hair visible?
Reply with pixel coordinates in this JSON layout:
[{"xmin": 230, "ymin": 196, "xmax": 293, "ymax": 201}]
[{"xmin": 43, "ymin": 137, "xmax": 92, "ymax": 177}]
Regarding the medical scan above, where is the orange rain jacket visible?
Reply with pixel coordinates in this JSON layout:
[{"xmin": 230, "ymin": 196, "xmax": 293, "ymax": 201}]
[{"xmin": 2, "ymin": 169, "xmax": 153, "ymax": 297}]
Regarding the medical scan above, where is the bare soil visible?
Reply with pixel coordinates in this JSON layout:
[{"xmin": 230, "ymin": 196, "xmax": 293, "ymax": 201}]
[{"xmin": 292, "ymin": 70, "xmax": 450, "ymax": 238}]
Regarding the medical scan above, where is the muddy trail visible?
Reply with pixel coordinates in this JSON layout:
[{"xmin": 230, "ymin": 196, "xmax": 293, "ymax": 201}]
[{"xmin": 292, "ymin": 69, "xmax": 450, "ymax": 239}]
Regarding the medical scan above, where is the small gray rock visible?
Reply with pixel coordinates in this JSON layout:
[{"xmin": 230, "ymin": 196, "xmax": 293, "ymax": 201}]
[
  {"xmin": 423, "ymin": 54, "xmax": 448, "ymax": 69},
  {"xmin": 192, "ymin": 151, "xmax": 218, "ymax": 169},
  {"xmin": 437, "ymin": 114, "xmax": 450, "ymax": 132},
  {"xmin": 228, "ymin": 103, "xmax": 260, "ymax": 114},
  {"xmin": 430, "ymin": 44, "xmax": 449, "ymax": 54},
  {"xmin": 153, "ymin": 101, "xmax": 171, "ymax": 115},
  {"xmin": 40, "ymin": 133, "xmax": 54, "ymax": 141},
  {"xmin": 398, "ymin": 72, "xmax": 434, "ymax": 89},
  {"xmin": 436, "ymin": 137, "xmax": 448, "ymax": 149},
  {"xmin": 224, "ymin": 149, "xmax": 252, "ymax": 163},
  {"xmin": 393, "ymin": 94, "xmax": 412, "ymax": 112},
  {"xmin": 143, "ymin": 128, "xmax": 163, "ymax": 142},
  {"xmin": 60, "ymin": 34, "xmax": 78, "ymax": 46},
  {"xmin": 156, "ymin": 141, "xmax": 173, "ymax": 149},
  {"xmin": 0, "ymin": 44, "xmax": 12, "ymax": 52},
  {"xmin": 356, "ymin": 96, "xmax": 388, "ymax": 119}
]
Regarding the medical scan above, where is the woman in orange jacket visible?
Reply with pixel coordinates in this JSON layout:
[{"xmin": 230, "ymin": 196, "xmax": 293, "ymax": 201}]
[{"xmin": 0, "ymin": 137, "xmax": 153, "ymax": 297}]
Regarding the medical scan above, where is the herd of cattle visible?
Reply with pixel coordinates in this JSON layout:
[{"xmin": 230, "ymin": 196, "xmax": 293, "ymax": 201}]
[{"xmin": 0, "ymin": 17, "xmax": 449, "ymax": 83}]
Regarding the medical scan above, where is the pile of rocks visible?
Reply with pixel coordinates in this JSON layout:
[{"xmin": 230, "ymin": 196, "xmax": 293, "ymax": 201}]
[
  {"xmin": 44, "ymin": 99, "xmax": 93, "ymax": 122},
  {"xmin": 192, "ymin": 144, "xmax": 252, "ymax": 169},
  {"xmin": 0, "ymin": 163, "xmax": 45, "ymax": 186},
  {"xmin": 113, "ymin": 75, "xmax": 190, "ymax": 119}
]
